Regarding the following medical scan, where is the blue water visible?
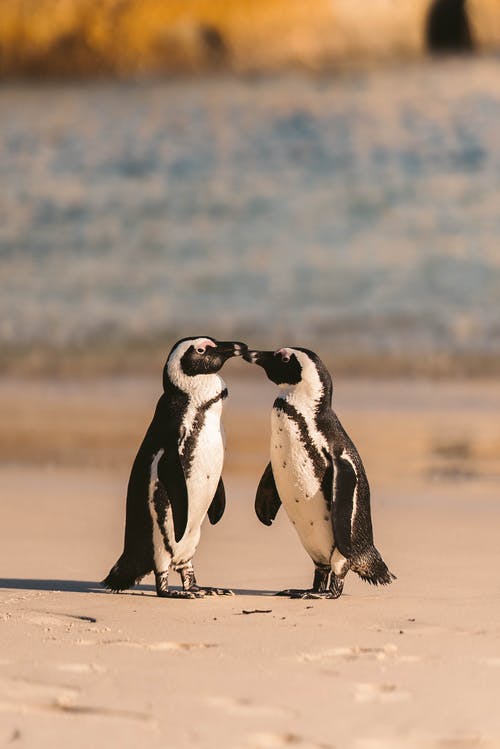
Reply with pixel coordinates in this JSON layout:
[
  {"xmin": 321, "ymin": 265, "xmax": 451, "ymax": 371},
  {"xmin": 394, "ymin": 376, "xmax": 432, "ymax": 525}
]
[{"xmin": 1, "ymin": 57, "xmax": 500, "ymax": 367}]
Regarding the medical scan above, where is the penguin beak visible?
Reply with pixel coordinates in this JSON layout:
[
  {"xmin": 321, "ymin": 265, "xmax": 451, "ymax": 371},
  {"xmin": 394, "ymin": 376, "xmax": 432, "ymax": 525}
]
[
  {"xmin": 215, "ymin": 341, "xmax": 248, "ymax": 359},
  {"xmin": 243, "ymin": 350, "xmax": 273, "ymax": 366}
]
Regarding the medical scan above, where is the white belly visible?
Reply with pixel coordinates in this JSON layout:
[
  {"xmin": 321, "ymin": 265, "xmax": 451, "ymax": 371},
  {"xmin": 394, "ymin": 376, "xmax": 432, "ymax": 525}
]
[
  {"xmin": 271, "ymin": 409, "xmax": 334, "ymax": 566},
  {"xmin": 172, "ymin": 410, "xmax": 224, "ymax": 565}
]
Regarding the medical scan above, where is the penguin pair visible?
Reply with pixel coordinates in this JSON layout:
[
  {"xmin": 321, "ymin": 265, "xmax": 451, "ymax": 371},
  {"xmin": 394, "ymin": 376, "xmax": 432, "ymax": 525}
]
[{"xmin": 103, "ymin": 338, "xmax": 395, "ymax": 599}]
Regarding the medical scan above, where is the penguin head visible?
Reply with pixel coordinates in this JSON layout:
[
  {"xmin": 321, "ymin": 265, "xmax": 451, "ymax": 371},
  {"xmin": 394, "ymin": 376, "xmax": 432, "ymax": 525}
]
[
  {"xmin": 165, "ymin": 336, "xmax": 247, "ymax": 390},
  {"xmin": 244, "ymin": 346, "xmax": 332, "ymax": 401},
  {"xmin": 244, "ymin": 347, "xmax": 302, "ymax": 386}
]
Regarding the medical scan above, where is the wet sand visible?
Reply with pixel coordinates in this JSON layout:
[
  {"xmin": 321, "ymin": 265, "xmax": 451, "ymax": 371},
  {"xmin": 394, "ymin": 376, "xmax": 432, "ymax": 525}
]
[{"xmin": 1, "ymin": 375, "xmax": 499, "ymax": 748}]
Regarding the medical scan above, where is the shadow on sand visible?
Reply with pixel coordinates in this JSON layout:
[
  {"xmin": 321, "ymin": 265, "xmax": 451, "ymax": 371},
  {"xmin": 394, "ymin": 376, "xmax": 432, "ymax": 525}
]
[{"xmin": 0, "ymin": 578, "xmax": 275, "ymax": 597}]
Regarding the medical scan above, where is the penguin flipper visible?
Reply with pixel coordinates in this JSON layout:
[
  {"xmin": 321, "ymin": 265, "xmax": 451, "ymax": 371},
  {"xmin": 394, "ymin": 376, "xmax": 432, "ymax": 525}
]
[
  {"xmin": 255, "ymin": 463, "xmax": 282, "ymax": 526},
  {"xmin": 329, "ymin": 450, "xmax": 356, "ymax": 559},
  {"xmin": 208, "ymin": 478, "xmax": 226, "ymax": 525},
  {"xmin": 157, "ymin": 445, "xmax": 188, "ymax": 543}
]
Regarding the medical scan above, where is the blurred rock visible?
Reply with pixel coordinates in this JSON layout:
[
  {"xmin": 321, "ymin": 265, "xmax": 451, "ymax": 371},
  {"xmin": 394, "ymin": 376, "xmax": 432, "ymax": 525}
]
[{"xmin": 0, "ymin": 0, "xmax": 499, "ymax": 78}]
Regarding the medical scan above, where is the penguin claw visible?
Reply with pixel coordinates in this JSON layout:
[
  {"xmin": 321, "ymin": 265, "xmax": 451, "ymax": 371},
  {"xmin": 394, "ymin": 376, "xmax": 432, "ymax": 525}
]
[
  {"xmin": 190, "ymin": 586, "xmax": 234, "ymax": 596},
  {"xmin": 329, "ymin": 576, "xmax": 344, "ymax": 599},
  {"xmin": 276, "ymin": 586, "xmax": 344, "ymax": 600},
  {"xmin": 291, "ymin": 591, "xmax": 325, "ymax": 599},
  {"xmin": 157, "ymin": 589, "xmax": 204, "ymax": 599},
  {"xmin": 291, "ymin": 591, "xmax": 342, "ymax": 600},
  {"xmin": 156, "ymin": 586, "xmax": 234, "ymax": 599}
]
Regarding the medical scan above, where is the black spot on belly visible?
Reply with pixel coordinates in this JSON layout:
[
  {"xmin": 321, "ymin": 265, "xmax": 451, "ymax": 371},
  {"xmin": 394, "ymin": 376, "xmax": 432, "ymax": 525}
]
[{"xmin": 273, "ymin": 399, "xmax": 327, "ymax": 479}]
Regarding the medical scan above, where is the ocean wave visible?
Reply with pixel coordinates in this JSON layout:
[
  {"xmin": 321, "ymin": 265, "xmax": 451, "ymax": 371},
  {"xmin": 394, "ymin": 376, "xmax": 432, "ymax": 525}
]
[{"xmin": 1, "ymin": 59, "xmax": 500, "ymax": 376}]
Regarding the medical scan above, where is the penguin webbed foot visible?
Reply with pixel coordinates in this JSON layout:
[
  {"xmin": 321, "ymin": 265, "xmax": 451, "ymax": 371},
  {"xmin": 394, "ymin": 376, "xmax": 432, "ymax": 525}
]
[
  {"xmin": 157, "ymin": 588, "xmax": 205, "ymax": 599},
  {"xmin": 177, "ymin": 565, "xmax": 234, "ymax": 596},
  {"xmin": 279, "ymin": 589, "xmax": 338, "ymax": 600},
  {"xmin": 275, "ymin": 588, "xmax": 314, "ymax": 598},
  {"xmin": 328, "ymin": 575, "xmax": 344, "ymax": 599},
  {"xmin": 292, "ymin": 590, "xmax": 334, "ymax": 600},
  {"xmin": 293, "ymin": 590, "xmax": 321, "ymax": 599},
  {"xmin": 276, "ymin": 577, "xmax": 344, "ymax": 600},
  {"xmin": 189, "ymin": 585, "xmax": 234, "ymax": 596}
]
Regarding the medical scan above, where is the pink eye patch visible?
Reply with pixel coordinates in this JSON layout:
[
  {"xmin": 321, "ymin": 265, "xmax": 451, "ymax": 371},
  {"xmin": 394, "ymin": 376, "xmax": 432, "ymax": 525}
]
[
  {"xmin": 276, "ymin": 348, "xmax": 291, "ymax": 362},
  {"xmin": 195, "ymin": 338, "xmax": 216, "ymax": 353}
]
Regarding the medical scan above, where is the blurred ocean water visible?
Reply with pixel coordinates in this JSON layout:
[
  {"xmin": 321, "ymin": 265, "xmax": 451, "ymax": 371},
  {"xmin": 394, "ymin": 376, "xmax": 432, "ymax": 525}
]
[{"xmin": 1, "ymin": 57, "xmax": 500, "ymax": 371}]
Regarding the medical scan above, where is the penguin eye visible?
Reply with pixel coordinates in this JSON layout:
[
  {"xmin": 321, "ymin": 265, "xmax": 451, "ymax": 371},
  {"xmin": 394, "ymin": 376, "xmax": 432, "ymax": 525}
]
[
  {"xmin": 196, "ymin": 347, "xmax": 206, "ymax": 355},
  {"xmin": 275, "ymin": 349, "xmax": 291, "ymax": 364}
]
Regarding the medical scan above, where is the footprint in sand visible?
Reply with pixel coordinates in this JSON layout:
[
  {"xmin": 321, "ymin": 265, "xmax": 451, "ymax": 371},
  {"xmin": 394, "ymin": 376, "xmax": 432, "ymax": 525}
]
[
  {"xmin": 25, "ymin": 614, "xmax": 68, "ymax": 628},
  {"xmin": 299, "ymin": 644, "xmax": 420, "ymax": 664},
  {"xmin": 354, "ymin": 682, "xmax": 411, "ymax": 704},
  {"xmin": 369, "ymin": 621, "xmax": 451, "ymax": 637},
  {"xmin": 75, "ymin": 638, "xmax": 216, "ymax": 651},
  {"xmin": 0, "ymin": 676, "xmax": 153, "ymax": 724},
  {"xmin": 357, "ymin": 736, "xmax": 496, "ymax": 749},
  {"xmin": 0, "ymin": 592, "xmax": 44, "ymax": 606},
  {"xmin": 23, "ymin": 612, "xmax": 99, "ymax": 631},
  {"xmin": 356, "ymin": 740, "xmax": 418, "ymax": 749},
  {"xmin": 244, "ymin": 732, "xmax": 332, "ymax": 749},
  {"xmin": 438, "ymin": 737, "xmax": 499, "ymax": 749},
  {"xmin": 0, "ymin": 677, "xmax": 79, "ymax": 708},
  {"xmin": 208, "ymin": 696, "xmax": 291, "ymax": 718},
  {"xmin": 55, "ymin": 662, "xmax": 105, "ymax": 674},
  {"xmin": 101, "ymin": 639, "xmax": 217, "ymax": 652}
]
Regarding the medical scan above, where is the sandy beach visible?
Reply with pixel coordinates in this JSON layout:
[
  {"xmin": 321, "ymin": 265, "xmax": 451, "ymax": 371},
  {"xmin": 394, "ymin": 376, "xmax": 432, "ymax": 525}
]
[{"xmin": 1, "ymin": 374, "xmax": 499, "ymax": 748}]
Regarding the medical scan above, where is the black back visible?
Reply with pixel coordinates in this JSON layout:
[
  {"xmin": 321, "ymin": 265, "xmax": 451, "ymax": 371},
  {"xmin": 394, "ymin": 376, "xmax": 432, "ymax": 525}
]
[{"xmin": 120, "ymin": 383, "xmax": 189, "ymax": 577}]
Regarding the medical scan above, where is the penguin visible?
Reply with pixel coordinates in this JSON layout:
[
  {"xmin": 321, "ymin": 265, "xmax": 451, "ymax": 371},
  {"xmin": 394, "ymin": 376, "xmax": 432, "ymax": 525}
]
[
  {"xmin": 103, "ymin": 336, "xmax": 247, "ymax": 598},
  {"xmin": 243, "ymin": 346, "xmax": 395, "ymax": 599}
]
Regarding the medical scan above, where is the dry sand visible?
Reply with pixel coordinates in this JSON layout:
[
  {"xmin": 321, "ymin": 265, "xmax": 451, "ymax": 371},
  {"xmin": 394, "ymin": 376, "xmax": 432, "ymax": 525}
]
[{"xmin": 1, "ymin": 375, "xmax": 499, "ymax": 749}]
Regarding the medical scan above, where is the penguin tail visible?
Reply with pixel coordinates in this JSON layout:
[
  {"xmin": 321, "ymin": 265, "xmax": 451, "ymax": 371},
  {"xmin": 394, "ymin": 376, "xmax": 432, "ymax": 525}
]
[
  {"xmin": 101, "ymin": 552, "xmax": 152, "ymax": 593},
  {"xmin": 351, "ymin": 545, "xmax": 396, "ymax": 586}
]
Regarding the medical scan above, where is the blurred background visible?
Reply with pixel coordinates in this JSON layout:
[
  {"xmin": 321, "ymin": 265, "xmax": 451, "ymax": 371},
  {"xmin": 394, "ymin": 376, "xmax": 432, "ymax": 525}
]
[
  {"xmin": 1, "ymin": 8, "xmax": 500, "ymax": 745},
  {"xmin": 1, "ymin": 0, "xmax": 500, "ymax": 379},
  {"xmin": 1, "ymin": 0, "xmax": 500, "ymax": 485}
]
